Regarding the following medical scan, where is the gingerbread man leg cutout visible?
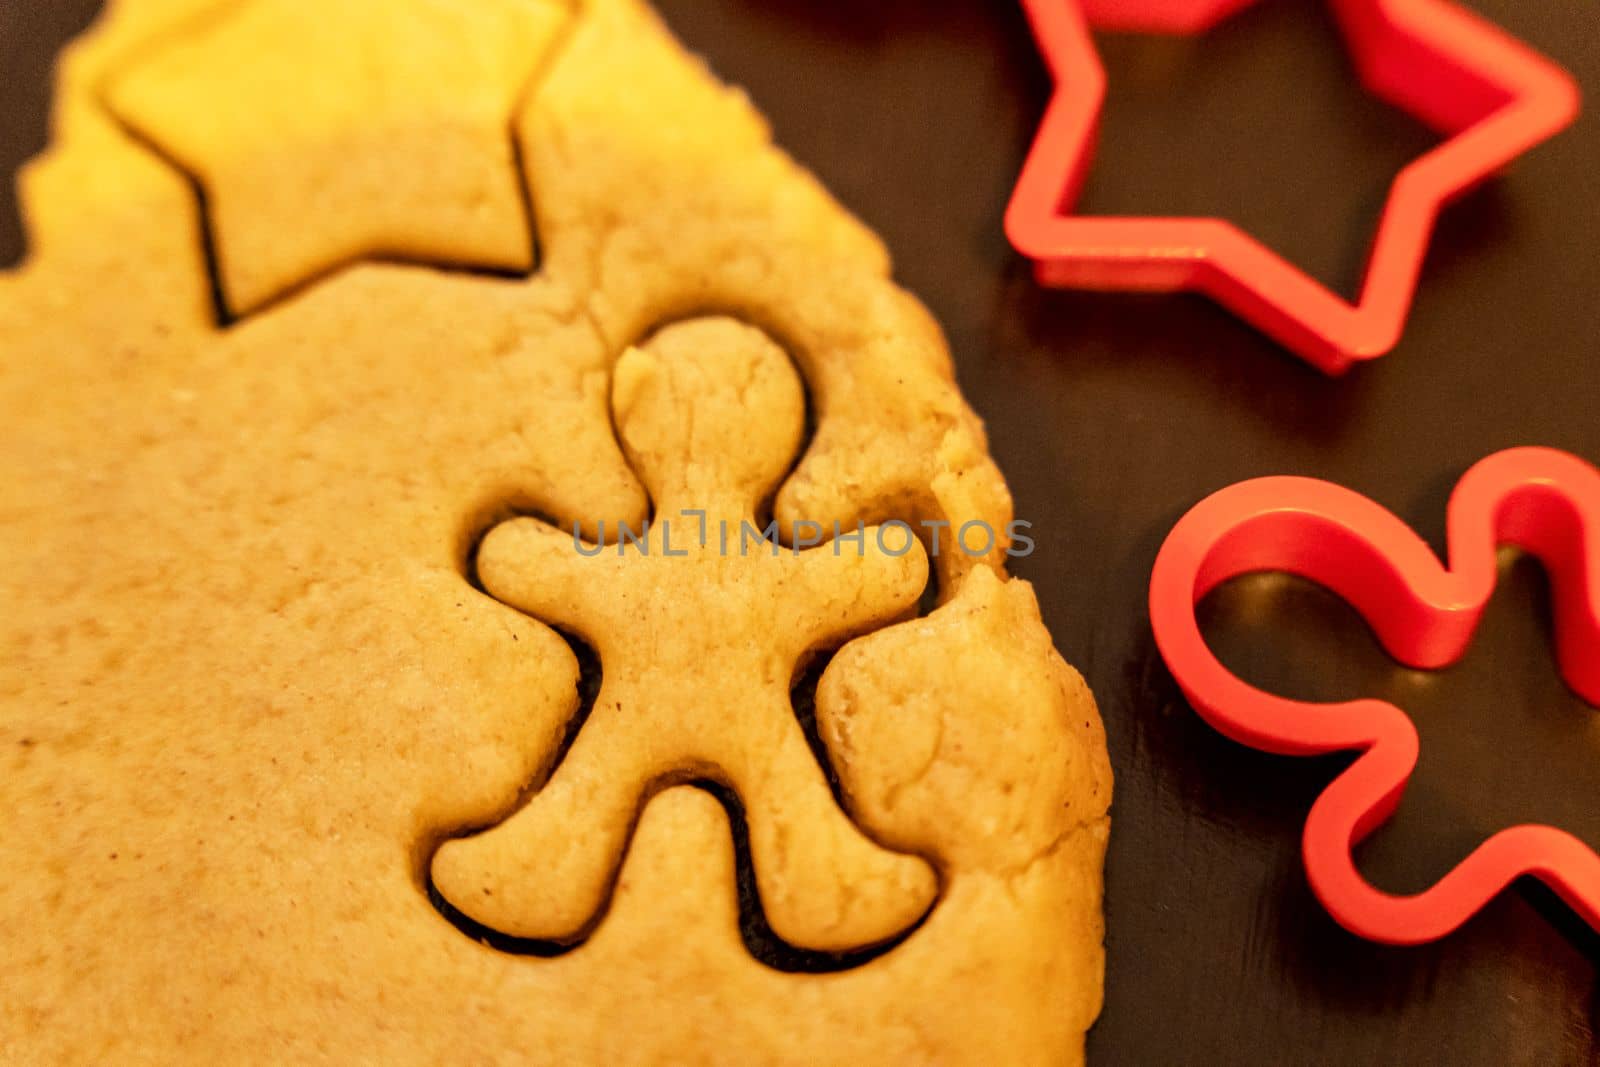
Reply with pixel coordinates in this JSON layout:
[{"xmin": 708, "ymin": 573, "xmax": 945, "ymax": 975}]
[{"xmin": 431, "ymin": 317, "xmax": 937, "ymax": 953}]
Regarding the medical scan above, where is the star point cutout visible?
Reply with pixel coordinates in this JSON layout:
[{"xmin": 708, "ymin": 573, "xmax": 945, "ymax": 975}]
[
  {"xmin": 1007, "ymin": 0, "xmax": 1581, "ymax": 373},
  {"xmin": 1151, "ymin": 446, "xmax": 1600, "ymax": 945},
  {"xmin": 106, "ymin": 0, "xmax": 573, "ymax": 320}
]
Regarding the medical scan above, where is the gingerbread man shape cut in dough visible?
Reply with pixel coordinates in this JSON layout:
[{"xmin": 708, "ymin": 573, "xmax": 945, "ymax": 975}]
[{"xmin": 431, "ymin": 316, "xmax": 937, "ymax": 953}]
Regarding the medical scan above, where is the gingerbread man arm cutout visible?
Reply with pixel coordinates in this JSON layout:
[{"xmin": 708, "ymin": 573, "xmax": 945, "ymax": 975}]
[{"xmin": 432, "ymin": 317, "xmax": 936, "ymax": 953}]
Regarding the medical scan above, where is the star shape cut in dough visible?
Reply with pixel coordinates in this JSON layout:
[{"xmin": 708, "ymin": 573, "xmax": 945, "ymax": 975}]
[{"xmin": 106, "ymin": 0, "xmax": 571, "ymax": 320}]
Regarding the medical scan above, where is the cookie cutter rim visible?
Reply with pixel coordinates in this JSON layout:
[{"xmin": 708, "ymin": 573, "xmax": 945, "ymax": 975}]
[
  {"xmin": 1005, "ymin": 0, "xmax": 1582, "ymax": 375},
  {"xmin": 1148, "ymin": 446, "xmax": 1600, "ymax": 945}
]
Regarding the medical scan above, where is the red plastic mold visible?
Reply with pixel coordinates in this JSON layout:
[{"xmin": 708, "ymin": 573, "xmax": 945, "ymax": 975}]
[
  {"xmin": 1007, "ymin": 0, "xmax": 1581, "ymax": 374},
  {"xmin": 1149, "ymin": 447, "xmax": 1600, "ymax": 945}
]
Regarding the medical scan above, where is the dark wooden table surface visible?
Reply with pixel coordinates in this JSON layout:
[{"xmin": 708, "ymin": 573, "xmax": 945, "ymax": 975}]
[{"xmin": 4, "ymin": 0, "xmax": 1597, "ymax": 1062}]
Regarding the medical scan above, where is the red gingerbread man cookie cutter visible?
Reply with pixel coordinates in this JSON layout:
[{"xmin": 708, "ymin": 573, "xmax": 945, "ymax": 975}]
[
  {"xmin": 1149, "ymin": 447, "xmax": 1600, "ymax": 945},
  {"xmin": 1007, "ymin": 0, "xmax": 1581, "ymax": 374}
]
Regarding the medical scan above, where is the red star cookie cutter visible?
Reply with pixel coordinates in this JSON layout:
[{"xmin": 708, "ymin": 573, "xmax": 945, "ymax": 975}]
[
  {"xmin": 1148, "ymin": 447, "xmax": 1600, "ymax": 944},
  {"xmin": 1006, "ymin": 0, "xmax": 1581, "ymax": 374}
]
